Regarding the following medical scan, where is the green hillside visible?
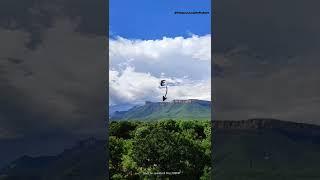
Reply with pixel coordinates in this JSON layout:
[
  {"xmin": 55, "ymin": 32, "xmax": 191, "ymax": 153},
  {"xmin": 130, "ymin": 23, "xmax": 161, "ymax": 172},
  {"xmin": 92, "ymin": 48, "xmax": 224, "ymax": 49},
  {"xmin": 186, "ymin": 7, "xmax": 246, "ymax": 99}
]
[{"xmin": 111, "ymin": 99, "xmax": 211, "ymax": 121}]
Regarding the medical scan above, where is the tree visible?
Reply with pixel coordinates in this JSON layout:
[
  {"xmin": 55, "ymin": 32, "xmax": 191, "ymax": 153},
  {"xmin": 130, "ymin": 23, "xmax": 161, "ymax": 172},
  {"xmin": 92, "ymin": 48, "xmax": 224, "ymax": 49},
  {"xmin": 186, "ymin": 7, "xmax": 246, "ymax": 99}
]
[
  {"xmin": 132, "ymin": 121, "xmax": 209, "ymax": 179},
  {"xmin": 109, "ymin": 136, "xmax": 125, "ymax": 179}
]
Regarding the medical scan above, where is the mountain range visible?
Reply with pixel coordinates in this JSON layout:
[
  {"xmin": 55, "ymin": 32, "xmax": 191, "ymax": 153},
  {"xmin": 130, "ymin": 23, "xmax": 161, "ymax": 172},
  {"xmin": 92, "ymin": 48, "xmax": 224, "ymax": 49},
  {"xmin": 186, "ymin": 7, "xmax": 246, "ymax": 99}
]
[
  {"xmin": 110, "ymin": 99, "xmax": 212, "ymax": 120},
  {"xmin": 109, "ymin": 104, "xmax": 134, "ymax": 116}
]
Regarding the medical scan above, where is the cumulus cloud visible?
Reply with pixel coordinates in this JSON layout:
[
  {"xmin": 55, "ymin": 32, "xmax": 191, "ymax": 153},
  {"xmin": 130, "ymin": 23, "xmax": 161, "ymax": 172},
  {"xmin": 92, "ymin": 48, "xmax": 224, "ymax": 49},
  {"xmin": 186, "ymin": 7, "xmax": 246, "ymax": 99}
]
[
  {"xmin": 110, "ymin": 35, "xmax": 210, "ymax": 61},
  {"xmin": 109, "ymin": 35, "xmax": 211, "ymax": 106}
]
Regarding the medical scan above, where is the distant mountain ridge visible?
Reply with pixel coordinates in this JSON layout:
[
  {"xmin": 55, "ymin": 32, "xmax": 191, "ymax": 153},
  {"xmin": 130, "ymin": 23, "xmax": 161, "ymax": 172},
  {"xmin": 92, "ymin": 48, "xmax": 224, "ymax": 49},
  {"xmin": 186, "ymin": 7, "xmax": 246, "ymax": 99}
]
[
  {"xmin": 214, "ymin": 118, "xmax": 320, "ymax": 140},
  {"xmin": 215, "ymin": 118, "xmax": 320, "ymax": 130},
  {"xmin": 109, "ymin": 104, "xmax": 134, "ymax": 116},
  {"xmin": 111, "ymin": 99, "xmax": 212, "ymax": 120}
]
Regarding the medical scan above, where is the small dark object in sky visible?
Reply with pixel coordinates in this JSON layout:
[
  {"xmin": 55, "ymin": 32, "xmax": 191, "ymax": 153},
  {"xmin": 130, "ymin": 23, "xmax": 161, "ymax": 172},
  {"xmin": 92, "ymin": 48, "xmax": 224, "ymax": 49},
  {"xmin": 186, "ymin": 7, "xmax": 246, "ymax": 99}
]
[{"xmin": 160, "ymin": 80, "xmax": 166, "ymax": 86}]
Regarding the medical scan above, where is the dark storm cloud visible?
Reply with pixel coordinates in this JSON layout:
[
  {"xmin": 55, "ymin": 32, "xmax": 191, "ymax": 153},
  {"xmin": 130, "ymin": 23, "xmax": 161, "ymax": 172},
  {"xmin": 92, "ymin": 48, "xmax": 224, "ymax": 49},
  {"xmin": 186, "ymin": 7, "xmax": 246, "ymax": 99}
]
[
  {"xmin": 0, "ymin": 0, "xmax": 106, "ymax": 49},
  {"xmin": 213, "ymin": 0, "xmax": 320, "ymax": 124},
  {"xmin": 0, "ymin": 0, "xmax": 107, "ymax": 139}
]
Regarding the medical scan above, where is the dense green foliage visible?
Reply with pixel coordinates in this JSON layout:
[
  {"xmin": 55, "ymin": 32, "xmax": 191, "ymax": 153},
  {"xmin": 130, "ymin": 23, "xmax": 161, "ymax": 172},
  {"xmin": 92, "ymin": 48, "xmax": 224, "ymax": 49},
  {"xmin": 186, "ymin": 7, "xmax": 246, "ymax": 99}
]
[
  {"xmin": 213, "ymin": 129, "xmax": 320, "ymax": 180},
  {"xmin": 109, "ymin": 120, "xmax": 211, "ymax": 179}
]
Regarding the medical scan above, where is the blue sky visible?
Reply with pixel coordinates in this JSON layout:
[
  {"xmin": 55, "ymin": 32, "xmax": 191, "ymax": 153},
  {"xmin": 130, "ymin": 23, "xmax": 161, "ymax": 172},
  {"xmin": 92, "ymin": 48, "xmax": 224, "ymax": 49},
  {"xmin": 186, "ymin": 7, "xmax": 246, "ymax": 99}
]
[
  {"xmin": 109, "ymin": 0, "xmax": 211, "ymax": 107},
  {"xmin": 110, "ymin": 0, "xmax": 211, "ymax": 39}
]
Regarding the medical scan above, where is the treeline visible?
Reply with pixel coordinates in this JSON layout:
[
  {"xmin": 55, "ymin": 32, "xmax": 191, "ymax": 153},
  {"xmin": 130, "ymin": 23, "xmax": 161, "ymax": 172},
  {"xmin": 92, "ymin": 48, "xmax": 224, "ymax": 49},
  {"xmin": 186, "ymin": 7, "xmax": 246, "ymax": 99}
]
[{"xmin": 108, "ymin": 120, "xmax": 211, "ymax": 179}]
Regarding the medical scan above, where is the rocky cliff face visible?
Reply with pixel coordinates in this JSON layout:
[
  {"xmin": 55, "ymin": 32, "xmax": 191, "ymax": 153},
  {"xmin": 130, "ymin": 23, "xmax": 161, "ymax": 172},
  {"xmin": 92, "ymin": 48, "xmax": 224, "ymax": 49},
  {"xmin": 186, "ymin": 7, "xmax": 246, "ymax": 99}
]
[
  {"xmin": 214, "ymin": 118, "xmax": 318, "ymax": 129},
  {"xmin": 145, "ymin": 99, "xmax": 211, "ymax": 106},
  {"xmin": 213, "ymin": 119, "xmax": 320, "ymax": 140}
]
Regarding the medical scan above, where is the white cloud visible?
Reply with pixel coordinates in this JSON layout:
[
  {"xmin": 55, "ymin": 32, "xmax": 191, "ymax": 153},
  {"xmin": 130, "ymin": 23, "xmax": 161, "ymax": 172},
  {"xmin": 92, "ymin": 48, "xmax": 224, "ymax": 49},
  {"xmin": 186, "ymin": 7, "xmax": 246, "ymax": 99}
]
[
  {"xmin": 109, "ymin": 35, "xmax": 211, "ymax": 105},
  {"xmin": 109, "ymin": 34, "xmax": 211, "ymax": 62}
]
